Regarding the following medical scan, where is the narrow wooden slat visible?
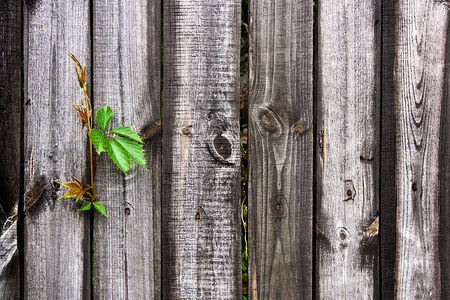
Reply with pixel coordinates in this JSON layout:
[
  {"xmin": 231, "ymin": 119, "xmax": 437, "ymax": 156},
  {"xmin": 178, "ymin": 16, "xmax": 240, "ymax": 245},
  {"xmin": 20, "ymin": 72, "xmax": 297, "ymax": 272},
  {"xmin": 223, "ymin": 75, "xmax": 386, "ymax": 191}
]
[
  {"xmin": 23, "ymin": 0, "xmax": 91, "ymax": 298},
  {"xmin": 439, "ymin": 19, "xmax": 450, "ymax": 299},
  {"xmin": 162, "ymin": 0, "xmax": 241, "ymax": 298},
  {"xmin": 0, "ymin": 1, "xmax": 22, "ymax": 298},
  {"xmin": 380, "ymin": 1, "xmax": 398, "ymax": 298},
  {"xmin": 92, "ymin": 0, "xmax": 161, "ymax": 298},
  {"xmin": 393, "ymin": 1, "xmax": 448, "ymax": 298},
  {"xmin": 316, "ymin": 0, "xmax": 381, "ymax": 298},
  {"xmin": 247, "ymin": 0, "xmax": 313, "ymax": 298}
]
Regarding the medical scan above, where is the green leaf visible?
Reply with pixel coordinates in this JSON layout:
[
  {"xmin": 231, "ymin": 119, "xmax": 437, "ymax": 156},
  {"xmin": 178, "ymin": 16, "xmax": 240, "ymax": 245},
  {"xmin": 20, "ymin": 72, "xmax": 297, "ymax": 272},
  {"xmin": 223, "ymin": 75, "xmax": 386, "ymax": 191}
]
[
  {"xmin": 96, "ymin": 105, "xmax": 114, "ymax": 132},
  {"xmin": 90, "ymin": 129, "xmax": 108, "ymax": 154},
  {"xmin": 92, "ymin": 201, "xmax": 107, "ymax": 217},
  {"xmin": 113, "ymin": 136, "xmax": 147, "ymax": 170},
  {"xmin": 110, "ymin": 126, "xmax": 143, "ymax": 143},
  {"xmin": 79, "ymin": 202, "xmax": 92, "ymax": 211},
  {"xmin": 106, "ymin": 138, "xmax": 131, "ymax": 175}
]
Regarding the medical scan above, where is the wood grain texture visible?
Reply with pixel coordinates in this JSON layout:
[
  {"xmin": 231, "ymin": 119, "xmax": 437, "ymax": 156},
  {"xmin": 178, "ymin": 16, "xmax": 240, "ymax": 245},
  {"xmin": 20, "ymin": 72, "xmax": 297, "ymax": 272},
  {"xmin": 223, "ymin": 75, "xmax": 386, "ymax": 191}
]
[
  {"xmin": 380, "ymin": 1, "xmax": 398, "ymax": 299},
  {"xmin": 92, "ymin": 0, "xmax": 161, "ymax": 298},
  {"xmin": 0, "ymin": 1, "xmax": 22, "ymax": 298},
  {"xmin": 393, "ymin": 1, "xmax": 449, "ymax": 298},
  {"xmin": 23, "ymin": 0, "xmax": 91, "ymax": 298},
  {"xmin": 247, "ymin": 0, "xmax": 313, "ymax": 298},
  {"xmin": 316, "ymin": 0, "xmax": 381, "ymax": 298},
  {"xmin": 439, "ymin": 18, "xmax": 450, "ymax": 300},
  {"xmin": 162, "ymin": 0, "xmax": 241, "ymax": 298}
]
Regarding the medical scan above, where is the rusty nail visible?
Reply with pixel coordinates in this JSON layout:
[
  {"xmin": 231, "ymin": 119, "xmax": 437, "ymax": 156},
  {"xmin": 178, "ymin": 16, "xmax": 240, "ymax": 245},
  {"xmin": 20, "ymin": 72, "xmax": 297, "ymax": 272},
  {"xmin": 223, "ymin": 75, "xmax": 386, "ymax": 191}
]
[
  {"xmin": 51, "ymin": 192, "xmax": 57, "ymax": 200},
  {"xmin": 275, "ymin": 203, "xmax": 281, "ymax": 210},
  {"xmin": 195, "ymin": 213, "xmax": 200, "ymax": 220},
  {"xmin": 412, "ymin": 182, "xmax": 418, "ymax": 191},
  {"xmin": 347, "ymin": 189, "xmax": 352, "ymax": 196},
  {"xmin": 125, "ymin": 208, "xmax": 131, "ymax": 215}
]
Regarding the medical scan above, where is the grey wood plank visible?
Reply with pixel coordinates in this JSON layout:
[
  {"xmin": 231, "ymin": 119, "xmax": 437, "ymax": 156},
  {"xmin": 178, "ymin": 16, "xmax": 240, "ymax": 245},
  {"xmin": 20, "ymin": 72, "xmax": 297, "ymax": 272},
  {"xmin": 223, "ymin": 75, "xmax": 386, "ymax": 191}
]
[
  {"xmin": 247, "ymin": 0, "xmax": 313, "ymax": 298},
  {"xmin": 0, "ymin": 1, "xmax": 22, "ymax": 298},
  {"xmin": 23, "ymin": 0, "xmax": 91, "ymax": 298},
  {"xmin": 161, "ymin": 0, "xmax": 241, "ymax": 298},
  {"xmin": 316, "ymin": 0, "xmax": 381, "ymax": 298},
  {"xmin": 439, "ymin": 18, "xmax": 450, "ymax": 300},
  {"xmin": 92, "ymin": 0, "xmax": 161, "ymax": 298},
  {"xmin": 392, "ymin": 2, "xmax": 449, "ymax": 298}
]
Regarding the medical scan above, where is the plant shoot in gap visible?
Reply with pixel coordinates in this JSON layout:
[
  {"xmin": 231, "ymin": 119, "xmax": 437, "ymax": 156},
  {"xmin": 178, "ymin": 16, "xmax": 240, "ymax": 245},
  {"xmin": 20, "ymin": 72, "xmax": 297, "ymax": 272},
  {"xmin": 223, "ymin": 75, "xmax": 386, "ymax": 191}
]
[{"xmin": 57, "ymin": 53, "xmax": 147, "ymax": 217}]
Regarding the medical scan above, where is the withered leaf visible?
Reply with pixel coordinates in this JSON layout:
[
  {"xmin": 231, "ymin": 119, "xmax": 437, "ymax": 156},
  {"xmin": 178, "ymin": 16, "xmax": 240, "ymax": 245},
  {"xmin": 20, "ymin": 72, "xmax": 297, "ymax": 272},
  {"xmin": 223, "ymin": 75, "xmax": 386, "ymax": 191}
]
[
  {"xmin": 24, "ymin": 187, "xmax": 43, "ymax": 211},
  {"xmin": 73, "ymin": 104, "xmax": 88, "ymax": 128}
]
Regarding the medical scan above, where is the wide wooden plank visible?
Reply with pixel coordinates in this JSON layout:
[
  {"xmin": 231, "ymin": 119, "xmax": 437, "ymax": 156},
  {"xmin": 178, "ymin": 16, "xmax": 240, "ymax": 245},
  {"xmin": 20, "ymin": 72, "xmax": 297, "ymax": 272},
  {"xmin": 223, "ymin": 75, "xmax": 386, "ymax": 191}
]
[
  {"xmin": 393, "ymin": 1, "xmax": 448, "ymax": 298},
  {"xmin": 92, "ymin": 0, "xmax": 161, "ymax": 298},
  {"xmin": 0, "ymin": 1, "xmax": 22, "ymax": 298},
  {"xmin": 162, "ymin": 1, "xmax": 241, "ymax": 298},
  {"xmin": 23, "ymin": 0, "xmax": 91, "ymax": 298},
  {"xmin": 316, "ymin": 0, "xmax": 381, "ymax": 298},
  {"xmin": 247, "ymin": 0, "xmax": 313, "ymax": 298}
]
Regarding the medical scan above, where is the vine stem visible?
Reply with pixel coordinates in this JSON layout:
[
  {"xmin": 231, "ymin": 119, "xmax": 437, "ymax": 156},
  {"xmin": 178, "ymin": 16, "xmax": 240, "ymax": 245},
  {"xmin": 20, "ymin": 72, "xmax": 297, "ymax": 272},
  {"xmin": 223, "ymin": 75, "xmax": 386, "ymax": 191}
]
[
  {"xmin": 241, "ymin": 194, "xmax": 248, "ymax": 259},
  {"xmin": 83, "ymin": 85, "xmax": 94, "ymax": 196}
]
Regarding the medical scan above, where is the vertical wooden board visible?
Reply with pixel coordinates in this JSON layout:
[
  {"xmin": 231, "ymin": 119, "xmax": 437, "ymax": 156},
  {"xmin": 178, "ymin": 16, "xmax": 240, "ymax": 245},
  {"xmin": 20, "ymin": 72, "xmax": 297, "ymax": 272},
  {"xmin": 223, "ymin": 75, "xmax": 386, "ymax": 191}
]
[
  {"xmin": 162, "ymin": 0, "xmax": 241, "ymax": 298},
  {"xmin": 316, "ymin": 0, "xmax": 381, "ymax": 298},
  {"xmin": 380, "ymin": 1, "xmax": 397, "ymax": 298},
  {"xmin": 393, "ymin": 1, "xmax": 449, "ymax": 298},
  {"xmin": 23, "ymin": 0, "xmax": 91, "ymax": 298},
  {"xmin": 439, "ymin": 19, "xmax": 450, "ymax": 299},
  {"xmin": 92, "ymin": 0, "xmax": 161, "ymax": 298},
  {"xmin": 0, "ymin": 1, "xmax": 22, "ymax": 298},
  {"xmin": 247, "ymin": 0, "xmax": 313, "ymax": 299}
]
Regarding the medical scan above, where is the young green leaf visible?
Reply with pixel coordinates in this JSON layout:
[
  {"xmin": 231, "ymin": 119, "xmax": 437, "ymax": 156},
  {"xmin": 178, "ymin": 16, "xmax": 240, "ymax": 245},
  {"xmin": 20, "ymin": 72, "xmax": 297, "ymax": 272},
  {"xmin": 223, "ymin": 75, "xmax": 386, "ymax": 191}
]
[
  {"xmin": 79, "ymin": 202, "xmax": 92, "ymax": 211},
  {"xmin": 90, "ymin": 128, "xmax": 108, "ymax": 154},
  {"xmin": 106, "ymin": 138, "xmax": 131, "ymax": 175},
  {"xmin": 113, "ymin": 136, "xmax": 147, "ymax": 170},
  {"xmin": 58, "ymin": 176, "xmax": 90, "ymax": 202},
  {"xmin": 110, "ymin": 126, "xmax": 143, "ymax": 143},
  {"xmin": 92, "ymin": 201, "xmax": 107, "ymax": 217},
  {"xmin": 96, "ymin": 105, "xmax": 114, "ymax": 132}
]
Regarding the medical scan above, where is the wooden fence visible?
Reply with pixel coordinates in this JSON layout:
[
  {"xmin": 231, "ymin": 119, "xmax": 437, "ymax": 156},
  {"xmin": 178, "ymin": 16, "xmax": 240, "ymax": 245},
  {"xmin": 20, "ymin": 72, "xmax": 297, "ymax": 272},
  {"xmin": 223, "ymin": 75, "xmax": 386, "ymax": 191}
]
[{"xmin": 0, "ymin": 0, "xmax": 449, "ymax": 299}]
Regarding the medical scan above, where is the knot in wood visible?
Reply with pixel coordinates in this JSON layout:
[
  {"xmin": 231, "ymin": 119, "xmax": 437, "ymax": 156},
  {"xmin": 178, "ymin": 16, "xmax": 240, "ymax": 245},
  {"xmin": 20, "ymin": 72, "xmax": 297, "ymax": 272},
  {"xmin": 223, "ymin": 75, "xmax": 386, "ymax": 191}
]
[
  {"xmin": 213, "ymin": 135, "xmax": 232, "ymax": 160},
  {"xmin": 52, "ymin": 178, "xmax": 61, "ymax": 190},
  {"xmin": 258, "ymin": 111, "xmax": 278, "ymax": 133},
  {"xmin": 294, "ymin": 124, "xmax": 304, "ymax": 132},
  {"xmin": 181, "ymin": 125, "xmax": 192, "ymax": 135}
]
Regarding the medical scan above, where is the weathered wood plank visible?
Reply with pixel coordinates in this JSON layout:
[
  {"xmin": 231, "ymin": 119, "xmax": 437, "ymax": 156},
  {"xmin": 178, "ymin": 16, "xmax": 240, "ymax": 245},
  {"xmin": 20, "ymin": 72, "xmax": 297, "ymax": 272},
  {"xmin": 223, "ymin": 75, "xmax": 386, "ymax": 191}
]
[
  {"xmin": 162, "ymin": 0, "xmax": 241, "ymax": 298},
  {"xmin": 23, "ymin": 0, "xmax": 91, "ymax": 298},
  {"xmin": 92, "ymin": 0, "xmax": 161, "ymax": 298},
  {"xmin": 393, "ymin": 1, "xmax": 449, "ymax": 298},
  {"xmin": 0, "ymin": 1, "xmax": 22, "ymax": 298},
  {"xmin": 439, "ymin": 18, "xmax": 450, "ymax": 300},
  {"xmin": 316, "ymin": 0, "xmax": 381, "ymax": 298},
  {"xmin": 247, "ymin": 0, "xmax": 313, "ymax": 298}
]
